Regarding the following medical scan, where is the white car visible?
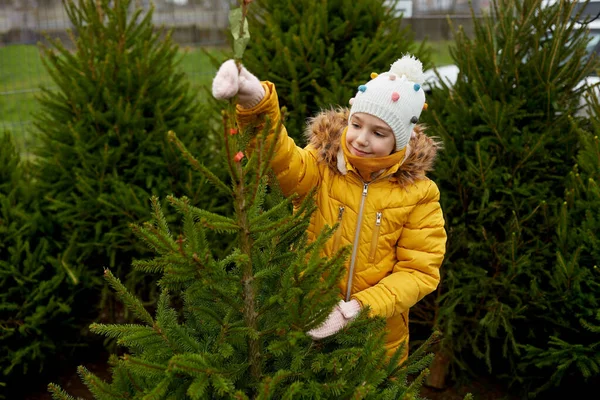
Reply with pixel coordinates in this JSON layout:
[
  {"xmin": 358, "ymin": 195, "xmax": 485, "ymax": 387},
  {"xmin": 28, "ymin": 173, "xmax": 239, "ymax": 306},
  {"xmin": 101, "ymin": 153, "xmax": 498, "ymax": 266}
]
[{"xmin": 423, "ymin": 2, "xmax": 600, "ymax": 117}]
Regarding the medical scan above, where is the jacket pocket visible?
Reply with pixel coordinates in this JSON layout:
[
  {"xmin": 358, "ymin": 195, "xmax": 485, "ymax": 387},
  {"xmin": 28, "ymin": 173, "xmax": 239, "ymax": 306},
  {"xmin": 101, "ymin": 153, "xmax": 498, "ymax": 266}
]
[
  {"xmin": 332, "ymin": 206, "xmax": 345, "ymax": 253},
  {"xmin": 368, "ymin": 211, "xmax": 382, "ymax": 263}
]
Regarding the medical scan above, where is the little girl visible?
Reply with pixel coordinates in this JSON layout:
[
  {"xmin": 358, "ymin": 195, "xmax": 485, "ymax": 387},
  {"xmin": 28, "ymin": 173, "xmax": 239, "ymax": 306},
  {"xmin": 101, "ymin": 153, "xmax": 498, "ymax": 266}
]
[{"xmin": 212, "ymin": 54, "xmax": 447, "ymax": 362}]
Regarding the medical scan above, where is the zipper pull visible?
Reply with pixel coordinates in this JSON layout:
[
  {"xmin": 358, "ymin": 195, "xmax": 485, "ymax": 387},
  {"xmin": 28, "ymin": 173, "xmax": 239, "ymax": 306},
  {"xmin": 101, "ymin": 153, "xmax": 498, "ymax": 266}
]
[
  {"xmin": 362, "ymin": 183, "xmax": 368, "ymax": 196},
  {"xmin": 338, "ymin": 206, "xmax": 345, "ymax": 220},
  {"xmin": 376, "ymin": 212, "xmax": 382, "ymax": 226}
]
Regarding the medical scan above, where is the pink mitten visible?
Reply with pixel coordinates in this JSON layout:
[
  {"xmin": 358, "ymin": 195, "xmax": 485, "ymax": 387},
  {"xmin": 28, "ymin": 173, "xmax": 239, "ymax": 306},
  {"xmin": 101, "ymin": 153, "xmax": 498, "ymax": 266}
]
[
  {"xmin": 212, "ymin": 60, "xmax": 239, "ymax": 100},
  {"xmin": 212, "ymin": 59, "xmax": 265, "ymax": 108},
  {"xmin": 338, "ymin": 299, "xmax": 361, "ymax": 319},
  {"xmin": 307, "ymin": 300, "xmax": 361, "ymax": 340},
  {"xmin": 237, "ymin": 65, "xmax": 265, "ymax": 108}
]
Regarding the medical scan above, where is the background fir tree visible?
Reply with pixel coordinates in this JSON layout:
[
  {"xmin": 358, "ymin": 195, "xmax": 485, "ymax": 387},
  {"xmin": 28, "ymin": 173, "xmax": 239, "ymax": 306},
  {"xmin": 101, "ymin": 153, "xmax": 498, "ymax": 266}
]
[
  {"xmin": 243, "ymin": 0, "xmax": 431, "ymax": 142},
  {"xmin": 0, "ymin": 133, "xmax": 93, "ymax": 395},
  {"xmin": 46, "ymin": 98, "xmax": 441, "ymax": 399},
  {"xmin": 519, "ymin": 93, "xmax": 600, "ymax": 395},
  {"xmin": 32, "ymin": 0, "xmax": 227, "ymax": 316},
  {"xmin": 416, "ymin": 0, "xmax": 599, "ymax": 394}
]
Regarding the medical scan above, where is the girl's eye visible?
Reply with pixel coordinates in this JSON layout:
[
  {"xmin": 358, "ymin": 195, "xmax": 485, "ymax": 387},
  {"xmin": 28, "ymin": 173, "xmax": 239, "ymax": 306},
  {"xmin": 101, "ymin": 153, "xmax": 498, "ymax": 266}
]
[
  {"xmin": 352, "ymin": 123, "xmax": 360, "ymax": 128},
  {"xmin": 374, "ymin": 131, "xmax": 384, "ymax": 137}
]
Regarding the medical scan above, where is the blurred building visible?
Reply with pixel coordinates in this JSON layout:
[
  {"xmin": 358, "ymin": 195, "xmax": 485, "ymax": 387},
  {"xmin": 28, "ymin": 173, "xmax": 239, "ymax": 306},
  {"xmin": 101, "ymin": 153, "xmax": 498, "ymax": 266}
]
[
  {"xmin": 0, "ymin": 0, "xmax": 494, "ymax": 46},
  {"xmin": 414, "ymin": 0, "xmax": 491, "ymax": 15}
]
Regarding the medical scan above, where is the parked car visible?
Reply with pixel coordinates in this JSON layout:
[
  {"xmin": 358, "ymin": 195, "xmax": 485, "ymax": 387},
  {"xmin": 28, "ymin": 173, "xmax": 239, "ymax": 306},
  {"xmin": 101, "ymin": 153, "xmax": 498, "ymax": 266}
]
[{"xmin": 423, "ymin": 1, "xmax": 600, "ymax": 117}]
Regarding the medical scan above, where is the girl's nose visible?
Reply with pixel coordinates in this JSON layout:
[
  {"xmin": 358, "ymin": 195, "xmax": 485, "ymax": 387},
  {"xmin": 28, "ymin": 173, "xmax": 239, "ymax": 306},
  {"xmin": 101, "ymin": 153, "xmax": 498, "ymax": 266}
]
[{"xmin": 355, "ymin": 131, "xmax": 369, "ymax": 146}]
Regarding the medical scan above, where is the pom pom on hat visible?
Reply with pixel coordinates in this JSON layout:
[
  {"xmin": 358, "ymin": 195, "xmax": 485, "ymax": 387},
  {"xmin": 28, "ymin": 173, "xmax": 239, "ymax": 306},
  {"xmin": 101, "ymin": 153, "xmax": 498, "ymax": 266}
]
[
  {"xmin": 389, "ymin": 55, "xmax": 425, "ymax": 84},
  {"xmin": 348, "ymin": 54, "xmax": 427, "ymax": 152}
]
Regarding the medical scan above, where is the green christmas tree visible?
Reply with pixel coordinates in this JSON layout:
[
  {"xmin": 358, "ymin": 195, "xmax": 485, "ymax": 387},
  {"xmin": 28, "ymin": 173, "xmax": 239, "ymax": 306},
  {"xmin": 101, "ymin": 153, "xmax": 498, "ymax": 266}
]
[
  {"xmin": 417, "ymin": 0, "xmax": 599, "ymax": 394},
  {"xmin": 243, "ymin": 0, "xmax": 430, "ymax": 142},
  {"xmin": 32, "ymin": 0, "xmax": 225, "ymax": 308},
  {"xmin": 45, "ymin": 85, "xmax": 442, "ymax": 400},
  {"xmin": 520, "ymin": 91, "xmax": 600, "ymax": 395},
  {"xmin": 0, "ymin": 133, "xmax": 91, "ymax": 395},
  {"xmin": 45, "ymin": 4, "xmax": 448, "ymax": 397}
]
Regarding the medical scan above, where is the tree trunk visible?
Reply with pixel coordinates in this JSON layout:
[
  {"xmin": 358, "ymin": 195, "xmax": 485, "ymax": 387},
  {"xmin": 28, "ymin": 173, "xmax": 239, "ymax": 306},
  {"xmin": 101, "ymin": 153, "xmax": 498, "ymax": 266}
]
[{"xmin": 425, "ymin": 350, "xmax": 450, "ymax": 389}]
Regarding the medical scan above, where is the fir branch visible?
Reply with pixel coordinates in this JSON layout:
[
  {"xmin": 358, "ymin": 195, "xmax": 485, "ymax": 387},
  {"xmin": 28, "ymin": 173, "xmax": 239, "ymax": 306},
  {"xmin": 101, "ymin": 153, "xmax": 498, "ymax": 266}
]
[
  {"xmin": 247, "ymin": 176, "xmax": 268, "ymax": 220},
  {"xmin": 249, "ymin": 198, "xmax": 297, "ymax": 234},
  {"xmin": 149, "ymin": 196, "xmax": 171, "ymax": 237},
  {"xmin": 89, "ymin": 323, "xmax": 155, "ymax": 340},
  {"xmin": 166, "ymin": 320, "xmax": 204, "ymax": 354},
  {"xmin": 280, "ymin": 381, "xmax": 303, "ymax": 400},
  {"xmin": 103, "ymin": 269, "xmax": 154, "ymax": 326},
  {"xmin": 108, "ymin": 356, "xmax": 146, "ymax": 393},
  {"xmin": 395, "ymin": 331, "xmax": 440, "ymax": 375},
  {"xmin": 167, "ymin": 130, "xmax": 233, "ymax": 196},
  {"xmin": 78, "ymin": 365, "xmax": 127, "ymax": 400},
  {"xmin": 118, "ymin": 332, "xmax": 167, "ymax": 354},
  {"xmin": 168, "ymin": 196, "xmax": 239, "ymax": 233},
  {"xmin": 211, "ymin": 373, "xmax": 237, "ymax": 396},
  {"xmin": 404, "ymin": 368, "xmax": 429, "ymax": 400},
  {"xmin": 159, "ymin": 269, "xmax": 196, "ymax": 288},
  {"xmin": 256, "ymin": 370, "xmax": 295, "ymax": 400},
  {"xmin": 132, "ymin": 258, "xmax": 166, "ymax": 274},
  {"xmin": 130, "ymin": 222, "xmax": 178, "ymax": 256},
  {"xmin": 167, "ymin": 353, "xmax": 218, "ymax": 377},
  {"xmin": 122, "ymin": 354, "xmax": 167, "ymax": 376},
  {"xmin": 191, "ymin": 287, "xmax": 243, "ymax": 320},
  {"xmin": 47, "ymin": 384, "xmax": 82, "ymax": 400},
  {"xmin": 321, "ymin": 378, "xmax": 348, "ymax": 398},
  {"xmin": 252, "ymin": 213, "xmax": 308, "ymax": 247},
  {"xmin": 182, "ymin": 200, "xmax": 202, "ymax": 256},
  {"xmin": 186, "ymin": 376, "xmax": 210, "ymax": 400},
  {"xmin": 141, "ymin": 377, "xmax": 171, "ymax": 400},
  {"xmin": 186, "ymin": 304, "xmax": 227, "ymax": 326},
  {"xmin": 259, "ymin": 114, "xmax": 284, "ymax": 178},
  {"xmin": 580, "ymin": 314, "xmax": 600, "ymax": 333},
  {"xmin": 153, "ymin": 293, "xmax": 188, "ymax": 355},
  {"xmin": 233, "ymin": 391, "xmax": 251, "ymax": 400},
  {"xmin": 253, "ymin": 264, "xmax": 281, "ymax": 281}
]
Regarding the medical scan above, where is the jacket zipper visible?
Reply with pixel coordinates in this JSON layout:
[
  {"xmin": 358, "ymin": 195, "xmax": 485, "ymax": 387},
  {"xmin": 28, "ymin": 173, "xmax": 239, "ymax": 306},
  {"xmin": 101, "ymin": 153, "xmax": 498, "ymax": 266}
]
[
  {"xmin": 332, "ymin": 206, "xmax": 345, "ymax": 253},
  {"xmin": 345, "ymin": 182, "xmax": 369, "ymax": 301},
  {"xmin": 368, "ymin": 212, "xmax": 382, "ymax": 263}
]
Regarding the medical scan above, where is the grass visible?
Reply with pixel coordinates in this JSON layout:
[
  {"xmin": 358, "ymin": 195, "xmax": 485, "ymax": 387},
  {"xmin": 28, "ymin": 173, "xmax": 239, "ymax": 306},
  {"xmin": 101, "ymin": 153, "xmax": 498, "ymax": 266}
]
[
  {"xmin": 427, "ymin": 40, "xmax": 455, "ymax": 66},
  {"xmin": 0, "ymin": 45, "xmax": 54, "ymax": 151},
  {"xmin": 0, "ymin": 41, "xmax": 454, "ymax": 153},
  {"xmin": 0, "ymin": 44, "xmax": 225, "ymax": 152}
]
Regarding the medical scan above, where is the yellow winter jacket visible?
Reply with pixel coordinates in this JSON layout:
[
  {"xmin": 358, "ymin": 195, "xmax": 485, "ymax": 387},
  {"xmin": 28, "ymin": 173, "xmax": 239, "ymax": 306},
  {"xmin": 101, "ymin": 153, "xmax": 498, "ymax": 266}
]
[{"xmin": 236, "ymin": 82, "xmax": 447, "ymax": 361}]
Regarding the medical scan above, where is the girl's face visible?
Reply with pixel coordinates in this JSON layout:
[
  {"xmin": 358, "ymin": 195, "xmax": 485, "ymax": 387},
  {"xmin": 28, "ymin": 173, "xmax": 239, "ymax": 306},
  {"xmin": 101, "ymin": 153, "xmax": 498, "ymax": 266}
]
[{"xmin": 346, "ymin": 113, "xmax": 396, "ymax": 158}]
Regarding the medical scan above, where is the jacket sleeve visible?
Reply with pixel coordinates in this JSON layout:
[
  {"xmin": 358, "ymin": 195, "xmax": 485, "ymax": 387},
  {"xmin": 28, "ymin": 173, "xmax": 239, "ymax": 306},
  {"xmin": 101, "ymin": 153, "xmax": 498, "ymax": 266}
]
[
  {"xmin": 236, "ymin": 81, "xmax": 320, "ymax": 198},
  {"xmin": 352, "ymin": 180, "xmax": 447, "ymax": 318}
]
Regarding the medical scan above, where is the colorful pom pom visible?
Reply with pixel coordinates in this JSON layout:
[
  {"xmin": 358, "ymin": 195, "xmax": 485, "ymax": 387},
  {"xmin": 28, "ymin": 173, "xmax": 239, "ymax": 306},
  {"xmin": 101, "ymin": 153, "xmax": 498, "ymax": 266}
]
[
  {"xmin": 423, "ymin": 103, "xmax": 429, "ymax": 111},
  {"xmin": 389, "ymin": 74, "xmax": 396, "ymax": 81},
  {"xmin": 349, "ymin": 97, "xmax": 355, "ymax": 105},
  {"xmin": 370, "ymin": 72, "xmax": 379, "ymax": 79},
  {"xmin": 391, "ymin": 92, "xmax": 400, "ymax": 102},
  {"xmin": 234, "ymin": 151, "xmax": 245, "ymax": 162},
  {"xmin": 358, "ymin": 85, "xmax": 367, "ymax": 92},
  {"xmin": 410, "ymin": 116, "xmax": 418, "ymax": 124},
  {"xmin": 413, "ymin": 83, "xmax": 421, "ymax": 91}
]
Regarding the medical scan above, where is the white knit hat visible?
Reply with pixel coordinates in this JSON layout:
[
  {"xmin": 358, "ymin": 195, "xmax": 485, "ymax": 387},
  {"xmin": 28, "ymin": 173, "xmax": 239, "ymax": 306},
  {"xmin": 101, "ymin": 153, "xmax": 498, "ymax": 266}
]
[{"xmin": 348, "ymin": 54, "xmax": 426, "ymax": 152}]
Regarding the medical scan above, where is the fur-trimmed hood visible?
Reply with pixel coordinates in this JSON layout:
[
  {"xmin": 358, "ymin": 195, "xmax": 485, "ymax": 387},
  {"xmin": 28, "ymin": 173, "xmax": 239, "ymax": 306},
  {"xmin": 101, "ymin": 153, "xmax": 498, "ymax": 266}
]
[{"xmin": 303, "ymin": 107, "xmax": 441, "ymax": 185}]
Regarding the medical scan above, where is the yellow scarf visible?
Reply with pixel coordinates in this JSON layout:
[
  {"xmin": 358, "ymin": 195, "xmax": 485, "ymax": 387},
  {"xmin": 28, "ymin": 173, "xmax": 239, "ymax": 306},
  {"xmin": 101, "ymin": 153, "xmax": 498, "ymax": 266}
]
[{"xmin": 341, "ymin": 129, "xmax": 406, "ymax": 182}]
